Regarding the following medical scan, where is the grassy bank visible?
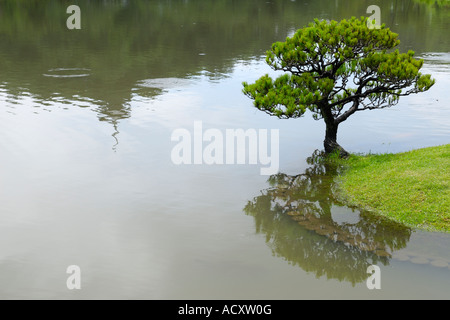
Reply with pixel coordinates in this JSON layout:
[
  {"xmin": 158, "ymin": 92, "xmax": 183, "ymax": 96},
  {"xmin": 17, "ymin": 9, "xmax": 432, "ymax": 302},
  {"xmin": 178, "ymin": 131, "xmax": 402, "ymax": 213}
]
[{"xmin": 335, "ymin": 144, "xmax": 450, "ymax": 233}]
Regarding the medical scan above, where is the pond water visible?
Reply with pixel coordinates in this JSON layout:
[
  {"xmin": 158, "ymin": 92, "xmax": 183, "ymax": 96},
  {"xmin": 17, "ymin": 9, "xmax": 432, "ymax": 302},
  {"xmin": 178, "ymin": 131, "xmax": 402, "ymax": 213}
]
[{"xmin": 0, "ymin": 0, "xmax": 448, "ymax": 299}]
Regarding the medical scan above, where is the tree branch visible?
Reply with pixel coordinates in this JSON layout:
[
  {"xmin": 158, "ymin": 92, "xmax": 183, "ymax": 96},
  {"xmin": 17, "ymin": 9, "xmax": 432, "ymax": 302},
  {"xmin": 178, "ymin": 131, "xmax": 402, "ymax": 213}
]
[{"xmin": 335, "ymin": 99, "xmax": 359, "ymax": 124}]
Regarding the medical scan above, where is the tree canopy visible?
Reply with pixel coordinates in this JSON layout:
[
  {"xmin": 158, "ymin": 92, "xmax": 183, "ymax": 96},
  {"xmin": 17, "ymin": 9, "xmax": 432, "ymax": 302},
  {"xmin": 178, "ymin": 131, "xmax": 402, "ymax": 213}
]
[{"xmin": 243, "ymin": 17, "xmax": 435, "ymax": 155}]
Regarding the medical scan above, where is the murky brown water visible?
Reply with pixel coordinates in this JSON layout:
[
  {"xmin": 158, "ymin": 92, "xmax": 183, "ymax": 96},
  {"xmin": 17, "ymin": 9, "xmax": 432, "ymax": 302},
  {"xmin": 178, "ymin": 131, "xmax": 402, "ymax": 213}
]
[{"xmin": 0, "ymin": 0, "xmax": 449, "ymax": 299}]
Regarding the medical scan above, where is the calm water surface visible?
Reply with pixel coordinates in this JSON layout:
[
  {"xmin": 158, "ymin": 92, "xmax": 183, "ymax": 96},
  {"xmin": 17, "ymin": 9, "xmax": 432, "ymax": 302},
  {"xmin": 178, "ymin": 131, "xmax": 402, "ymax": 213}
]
[{"xmin": 0, "ymin": 0, "xmax": 449, "ymax": 299}]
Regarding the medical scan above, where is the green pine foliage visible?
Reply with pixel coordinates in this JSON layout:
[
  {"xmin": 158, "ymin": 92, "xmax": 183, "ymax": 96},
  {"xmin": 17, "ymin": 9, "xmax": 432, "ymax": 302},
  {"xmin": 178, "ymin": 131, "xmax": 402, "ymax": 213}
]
[{"xmin": 243, "ymin": 17, "xmax": 435, "ymax": 126}]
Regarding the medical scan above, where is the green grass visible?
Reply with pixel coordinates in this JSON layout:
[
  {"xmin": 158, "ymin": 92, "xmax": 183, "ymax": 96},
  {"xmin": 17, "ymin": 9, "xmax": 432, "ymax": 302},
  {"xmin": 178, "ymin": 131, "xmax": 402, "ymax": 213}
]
[{"xmin": 335, "ymin": 144, "xmax": 450, "ymax": 233}]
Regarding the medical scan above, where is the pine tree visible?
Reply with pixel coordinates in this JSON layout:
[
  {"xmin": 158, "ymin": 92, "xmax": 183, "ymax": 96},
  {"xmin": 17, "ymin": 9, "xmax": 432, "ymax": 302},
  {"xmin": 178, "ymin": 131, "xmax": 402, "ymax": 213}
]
[{"xmin": 242, "ymin": 17, "xmax": 435, "ymax": 156}]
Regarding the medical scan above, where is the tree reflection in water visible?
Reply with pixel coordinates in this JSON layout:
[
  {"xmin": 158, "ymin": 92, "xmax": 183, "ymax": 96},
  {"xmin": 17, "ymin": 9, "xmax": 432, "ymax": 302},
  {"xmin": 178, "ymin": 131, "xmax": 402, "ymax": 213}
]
[{"xmin": 244, "ymin": 151, "xmax": 412, "ymax": 285}]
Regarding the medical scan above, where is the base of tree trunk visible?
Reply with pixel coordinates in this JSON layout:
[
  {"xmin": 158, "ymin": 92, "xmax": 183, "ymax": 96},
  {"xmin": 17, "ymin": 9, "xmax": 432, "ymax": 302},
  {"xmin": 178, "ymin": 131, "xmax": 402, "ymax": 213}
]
[{"xmin": 324, "ymin": 138, "xmax": 349, "ymax": 158}]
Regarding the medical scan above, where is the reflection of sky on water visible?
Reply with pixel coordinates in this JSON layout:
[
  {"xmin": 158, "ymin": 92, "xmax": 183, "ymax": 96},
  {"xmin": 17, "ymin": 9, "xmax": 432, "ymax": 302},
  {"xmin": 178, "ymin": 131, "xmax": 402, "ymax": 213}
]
[{"xmin": 5, "ymin": 52, "xmax": 446, "ymax": 166}]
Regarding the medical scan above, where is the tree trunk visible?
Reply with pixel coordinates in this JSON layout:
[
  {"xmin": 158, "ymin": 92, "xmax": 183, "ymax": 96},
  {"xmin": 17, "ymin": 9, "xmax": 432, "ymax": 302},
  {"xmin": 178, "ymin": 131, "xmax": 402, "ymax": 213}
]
[
  {"xmin": 319, "ymin": 103, "xmax": 349, "ymax": 158},
  {"xmin": 323, "ymin": 121, "xmax": 349, "ymax": 158}
]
